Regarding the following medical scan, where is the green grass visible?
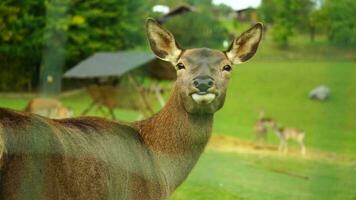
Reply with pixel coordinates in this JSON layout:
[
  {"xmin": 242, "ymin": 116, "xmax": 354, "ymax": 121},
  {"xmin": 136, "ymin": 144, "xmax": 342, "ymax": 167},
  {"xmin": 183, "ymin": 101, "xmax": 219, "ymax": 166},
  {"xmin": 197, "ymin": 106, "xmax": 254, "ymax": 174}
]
[
  {"xmin": 1, "ymin": 60, "xmax": 355, "ymax": 199},
  {"xmin": 171, "ymin": 151, "xmax": 356, "ymax": 200},
  {"xmin": 2, "ymin": 61, "xmax": 355, "ymax": 156},
  {"xmin": 1, "ymin": 32, "xmax": 356, "ymax": 200},
  {"xmin": 214, "ymin": 61, "xmax": 356, "ymax": 156}
]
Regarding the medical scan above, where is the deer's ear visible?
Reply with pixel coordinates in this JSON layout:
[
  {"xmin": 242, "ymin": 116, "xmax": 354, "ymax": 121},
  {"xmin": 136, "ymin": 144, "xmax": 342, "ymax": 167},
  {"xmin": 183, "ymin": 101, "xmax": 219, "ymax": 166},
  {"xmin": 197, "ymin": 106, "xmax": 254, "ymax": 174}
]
[
  {"xmin": 225, "ymin": 23, "xmax": 263, "ymax": 64},
  {"xmin": 146, "ymin": 18, "xmax": 182, "ymax": 63}
]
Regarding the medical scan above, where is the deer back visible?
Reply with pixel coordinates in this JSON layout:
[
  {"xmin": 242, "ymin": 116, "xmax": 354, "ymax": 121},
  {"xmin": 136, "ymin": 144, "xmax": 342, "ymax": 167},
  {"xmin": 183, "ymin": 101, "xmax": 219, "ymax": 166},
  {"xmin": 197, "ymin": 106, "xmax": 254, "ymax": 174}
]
[{"xmin": 0, "ymin": 107, "xmax": 168, "ymax": 199}]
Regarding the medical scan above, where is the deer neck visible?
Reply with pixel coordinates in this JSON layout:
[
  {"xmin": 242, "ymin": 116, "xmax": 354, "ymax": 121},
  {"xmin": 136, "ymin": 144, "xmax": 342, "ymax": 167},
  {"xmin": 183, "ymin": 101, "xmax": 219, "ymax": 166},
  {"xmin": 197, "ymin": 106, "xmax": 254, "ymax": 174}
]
[{"xmin": 135, "ymin": 84, "xmax": 213, "ymax": 191}]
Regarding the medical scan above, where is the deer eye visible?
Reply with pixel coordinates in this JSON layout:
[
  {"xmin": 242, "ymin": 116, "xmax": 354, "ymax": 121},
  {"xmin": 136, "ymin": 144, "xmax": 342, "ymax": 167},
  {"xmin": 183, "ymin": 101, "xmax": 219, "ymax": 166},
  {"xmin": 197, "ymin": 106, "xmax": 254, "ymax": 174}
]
[
  {"xmin": 176, "ymin": 63, "xmax": 185, "ymax": 70},
  {"xmin": 222, "ymin": 65, "xmax": 232, "ymax": 72}
]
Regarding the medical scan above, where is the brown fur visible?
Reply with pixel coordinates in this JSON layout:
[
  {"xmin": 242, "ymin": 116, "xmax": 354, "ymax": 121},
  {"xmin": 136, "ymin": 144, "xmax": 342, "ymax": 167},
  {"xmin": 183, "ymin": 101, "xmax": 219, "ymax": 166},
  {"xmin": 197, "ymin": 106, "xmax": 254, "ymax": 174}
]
[
  {"xmin": 0, "ymin": 107, "xmax": 166, "ymax": 199},
  {"xmin": 254, "ymin": 111, "xmax": 274, "ymax": 142},
  {"xmin": 0, "ymin": 19, "xmax": 263, "ymax": 199},
  {"xmin": 135, "ymin": 87, "xmax": 213, "ymax": 192},
  {"xmin": 24, "ymin": 98, "xmax": 72, "ymax": 119},
  {"xmin": 0, "ymin": 88, "xmax": 210, "ymax": 199},
  {"xmin": 254, "ymin": 120, "xmax": 268, "ymax": 141},
  {"xmin": 272, "ymin": 121, "xmax": 306, "ymax": 155}
]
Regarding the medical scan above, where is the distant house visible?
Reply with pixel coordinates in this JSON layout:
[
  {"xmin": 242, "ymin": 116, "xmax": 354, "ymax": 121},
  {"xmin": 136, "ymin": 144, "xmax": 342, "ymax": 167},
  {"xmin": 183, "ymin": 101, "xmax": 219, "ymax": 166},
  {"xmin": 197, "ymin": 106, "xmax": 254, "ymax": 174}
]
[
  {"xmin": 235, "ymin": 8, "xmax": 257, "ymax": 23},
  {"xmin": 157, "ymin": 5, "xmax": 194, "ymax": 24}
]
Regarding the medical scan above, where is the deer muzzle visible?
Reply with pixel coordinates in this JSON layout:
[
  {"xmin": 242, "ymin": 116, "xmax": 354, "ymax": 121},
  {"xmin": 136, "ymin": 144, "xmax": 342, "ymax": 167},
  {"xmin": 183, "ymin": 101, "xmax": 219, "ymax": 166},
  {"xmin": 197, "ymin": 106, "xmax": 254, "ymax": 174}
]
[
  {"xmin": 191, "ymin": 93, "xmax": 216, "ymax": 104},
  {"xmin": 191, "ymin": 76, "xmax": 217, "ymax": 104}
]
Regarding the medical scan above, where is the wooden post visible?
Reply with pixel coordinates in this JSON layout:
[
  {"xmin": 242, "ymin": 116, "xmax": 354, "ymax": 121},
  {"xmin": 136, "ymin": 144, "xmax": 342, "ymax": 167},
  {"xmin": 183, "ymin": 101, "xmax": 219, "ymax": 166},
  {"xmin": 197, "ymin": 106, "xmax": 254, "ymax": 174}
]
[{"xmin": 154, "ymin": 83, "xmax": 165, "ymax": 108}]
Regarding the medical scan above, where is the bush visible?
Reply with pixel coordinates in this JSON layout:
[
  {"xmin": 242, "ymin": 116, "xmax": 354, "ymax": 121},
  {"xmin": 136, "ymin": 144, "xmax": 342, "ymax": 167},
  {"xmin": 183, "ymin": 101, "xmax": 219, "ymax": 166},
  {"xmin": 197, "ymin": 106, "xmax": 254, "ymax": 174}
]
[
  {"xmin": 323, "ymin": 0, "xmax": 356, "ymax": 47},
  {"xmin": 271, "ymin": 20, "xmax": 293, "ymax": 48},
  {"xmin": 0, "ymin": 0, "xmax": 148, "ymax": 92},
  {"xmin": 163, "ymin": 12, "xmax": 229, "ymax": 49}
]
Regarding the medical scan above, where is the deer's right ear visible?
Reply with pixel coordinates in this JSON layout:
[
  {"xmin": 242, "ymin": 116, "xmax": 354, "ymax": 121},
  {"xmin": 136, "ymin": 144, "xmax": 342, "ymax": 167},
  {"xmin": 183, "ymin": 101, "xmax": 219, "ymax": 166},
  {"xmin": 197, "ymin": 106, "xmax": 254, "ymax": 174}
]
[{"xmin": 146, "ymin": 18, "xmax": 182, "ymax": 63}]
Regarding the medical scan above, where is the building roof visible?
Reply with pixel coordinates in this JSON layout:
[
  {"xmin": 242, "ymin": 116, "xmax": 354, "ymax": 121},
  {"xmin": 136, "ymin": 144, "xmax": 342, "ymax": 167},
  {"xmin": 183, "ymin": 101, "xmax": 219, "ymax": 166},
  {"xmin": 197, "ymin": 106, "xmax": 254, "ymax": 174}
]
[
  {"xmin": 64, "ymin": 51, "xmax": 155, "ymax": 78},
  {"xmin": 157, "ymin": 5, "xmax": 193, "ymax": 24},
  {"xmin": 235, "ymin": 7, "xmax": 256, "ymax": 13}
]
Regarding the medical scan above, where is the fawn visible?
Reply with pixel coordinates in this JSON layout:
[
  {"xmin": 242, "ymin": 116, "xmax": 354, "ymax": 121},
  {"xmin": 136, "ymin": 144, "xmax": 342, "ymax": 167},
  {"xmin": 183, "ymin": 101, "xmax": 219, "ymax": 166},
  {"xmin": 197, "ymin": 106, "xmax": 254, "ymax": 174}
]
[
  {"xmin": 271, "ymin": 121, "xmax": 306, "ymax": 155},
  {"xmin": 24, "ymin": 98, "xmax": 73, "ymax": 119},
  {"xmin": 254, "ymin": 111, "xmax": 274, "ymax": 142}
]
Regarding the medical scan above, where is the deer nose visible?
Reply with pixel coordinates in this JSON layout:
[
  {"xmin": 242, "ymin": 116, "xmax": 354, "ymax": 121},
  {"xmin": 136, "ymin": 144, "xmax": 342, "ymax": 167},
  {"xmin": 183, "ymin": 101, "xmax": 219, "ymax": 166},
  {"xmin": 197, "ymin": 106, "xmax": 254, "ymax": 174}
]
[{"xmin": 193, "ymin": 77, "xmax": 214, "ymax": 93}]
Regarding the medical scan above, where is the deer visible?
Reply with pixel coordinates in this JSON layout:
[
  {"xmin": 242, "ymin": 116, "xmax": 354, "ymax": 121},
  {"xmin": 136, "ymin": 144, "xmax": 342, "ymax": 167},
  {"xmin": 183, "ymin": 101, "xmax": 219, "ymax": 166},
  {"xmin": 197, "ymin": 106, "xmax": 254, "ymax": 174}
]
[
  {"xmin": 271, "ymin": 121, "xmax": 306, "ymax": 155},
  {"xmin": 24, "ymin": 98, "xmax": 73, "ymax": 119},
  {"xmin": 254, "ymin": 111, "xmax": 274, "ymax": 143},
  {"xmin": 0, "ymin": 18, "xmax": 263, "ymax": 199}
]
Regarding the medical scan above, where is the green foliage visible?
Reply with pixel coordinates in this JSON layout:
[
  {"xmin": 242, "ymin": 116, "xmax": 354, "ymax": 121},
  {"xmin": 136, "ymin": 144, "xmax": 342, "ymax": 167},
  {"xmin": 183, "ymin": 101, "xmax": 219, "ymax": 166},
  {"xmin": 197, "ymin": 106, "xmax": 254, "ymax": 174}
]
[
  {"xmin": 258, "ymin": 0, "xmax": 279, "ymax": 24},
  {"xmin": 0, "ymin": 1, "xmax": 45, "ymax": 91},
  {"xmin": 65, "ymin": 0, "xmax": 147, "ymax": 63},
  {"xmin": 260, "ymin": 0, "xmax": 356, "ymax": 47},
  {"xmin": 259, "ymin": 0, "xmax": 314, "ymax": 47},
  {"xmin": 1, "ymin": 60, "xmax": 356, "ymax": 199},
  {"xmin": 308, "ymin": 7, "xmax": 327, "ymax": 42},
  {"xmin": 164, "ymin": 12, "xmax": 228, "ymax": 49},
  {"xmin": 321, "ymin": 0, "xmax": 356, "ymax": 46},
  {"xmin": 0, "ymin": 0, "xmax": 148, "ymax": 92},
  {"xmin": 0, "ymin": 57, "xmax": 38, "ymax": 92},
  {"xmin": 260, "ymin": 0, "xmax": 313, "ymax": 27},
  {"xmin": 271, "ymin": 19, "xmax": 293, "ymax": 48},
  {"xmin": 0, "ymin": 1, "xmax": 46, "ymax": 58}
]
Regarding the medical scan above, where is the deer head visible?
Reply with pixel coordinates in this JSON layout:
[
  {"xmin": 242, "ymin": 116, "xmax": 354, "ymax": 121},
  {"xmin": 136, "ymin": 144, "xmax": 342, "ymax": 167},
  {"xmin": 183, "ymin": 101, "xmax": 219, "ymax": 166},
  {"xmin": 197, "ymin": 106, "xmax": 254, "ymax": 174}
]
[{"xmin": 146, "ymin": 19, "xmax": 263, "ymax": 114}]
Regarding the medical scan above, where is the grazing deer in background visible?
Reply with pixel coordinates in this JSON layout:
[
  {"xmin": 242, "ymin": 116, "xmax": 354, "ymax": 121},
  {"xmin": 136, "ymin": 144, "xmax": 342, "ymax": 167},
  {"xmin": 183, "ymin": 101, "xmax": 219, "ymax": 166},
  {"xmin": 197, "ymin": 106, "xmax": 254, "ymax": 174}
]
[
  {"xmin": 0, "ymin": 19, "xmax": 263, "ymax": 199},
  {"xmin": 271, "ymin": 121, "xmax": 306, "ymax": 155},
  {"xmin": 24, "ymin": 98, "xmax": 73, "ymax": 119},
  {"xmin": 254, "ymin": 111, "xmax": 274, "ymax": 143}
]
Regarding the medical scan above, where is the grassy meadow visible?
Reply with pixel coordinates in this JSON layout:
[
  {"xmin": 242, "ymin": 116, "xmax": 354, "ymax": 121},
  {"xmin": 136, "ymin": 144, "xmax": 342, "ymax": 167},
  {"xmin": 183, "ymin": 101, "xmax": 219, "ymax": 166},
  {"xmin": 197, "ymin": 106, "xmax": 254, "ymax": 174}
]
[
  {"xmin": 0, "ymin": 35, "xmax": 355, "ymax": 199},
  {"xmin": 215, "ymin": 60, "xmax": 356, "ymax": 155}
]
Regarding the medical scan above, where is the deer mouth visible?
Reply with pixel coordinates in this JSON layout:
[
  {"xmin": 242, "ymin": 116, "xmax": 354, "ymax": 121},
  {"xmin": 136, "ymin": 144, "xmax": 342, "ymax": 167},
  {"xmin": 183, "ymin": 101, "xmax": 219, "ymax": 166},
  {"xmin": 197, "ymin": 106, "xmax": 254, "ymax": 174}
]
[{"xmin": 191, "ymin": 92, "xmax": 216, "ymax": 104}]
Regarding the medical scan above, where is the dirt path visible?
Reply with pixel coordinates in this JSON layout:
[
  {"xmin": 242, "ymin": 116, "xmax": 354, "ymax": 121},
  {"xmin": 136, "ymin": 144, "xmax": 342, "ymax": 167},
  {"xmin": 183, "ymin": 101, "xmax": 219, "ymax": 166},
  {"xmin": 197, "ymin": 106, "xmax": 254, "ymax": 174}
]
[{"xmin": 207, "ymin": 135, "xmax": 356, "ymax": 165}]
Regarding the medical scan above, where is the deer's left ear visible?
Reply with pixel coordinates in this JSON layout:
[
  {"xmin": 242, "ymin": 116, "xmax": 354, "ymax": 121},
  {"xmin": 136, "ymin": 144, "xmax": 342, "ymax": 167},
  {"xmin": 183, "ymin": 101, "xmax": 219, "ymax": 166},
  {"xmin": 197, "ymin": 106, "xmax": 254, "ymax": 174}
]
[{"xmin": 225, "ymin": 23, "xmax": 263, "ymax": 64}]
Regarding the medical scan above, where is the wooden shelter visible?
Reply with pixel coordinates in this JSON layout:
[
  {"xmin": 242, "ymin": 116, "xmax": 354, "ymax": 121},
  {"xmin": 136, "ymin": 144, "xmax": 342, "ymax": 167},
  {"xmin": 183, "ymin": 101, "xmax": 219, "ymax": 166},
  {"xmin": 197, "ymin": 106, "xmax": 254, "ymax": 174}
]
[{"xmin": 64, "ymin": 51, "xmax": 175, "ymax": 119}]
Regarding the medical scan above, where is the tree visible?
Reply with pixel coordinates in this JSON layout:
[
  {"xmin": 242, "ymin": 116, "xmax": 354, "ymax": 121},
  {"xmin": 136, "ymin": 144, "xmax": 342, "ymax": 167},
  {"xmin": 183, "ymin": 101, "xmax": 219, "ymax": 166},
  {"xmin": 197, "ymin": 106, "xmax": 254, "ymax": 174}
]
[
  {"xmin": 0, "ymin": 1, "xmax": 46, "ymax": 91},
  {"xmin": 320, "ymin": 0, "xmax": 356, "ymax": 46},
  {"xmin": 40, "ymin": 0, "xmax": 70, "ymax": 95},
  {"xmin": 258, "ymin": 0, "xmax": 279, "ymax": 24},
  {"xmin": 308, "ymin": 7, "xmax": 327, "ymax": 42},
  {"xmin": 259, "ymin": 0, "xmax": 314, "ymax": 47},
  {"xmin": 0, "ymin": 0, "xmax": 148, "ymax": 92},
  {"xmin": 163, "ymin": 12, "xmax": 228, "ymax": 49}
]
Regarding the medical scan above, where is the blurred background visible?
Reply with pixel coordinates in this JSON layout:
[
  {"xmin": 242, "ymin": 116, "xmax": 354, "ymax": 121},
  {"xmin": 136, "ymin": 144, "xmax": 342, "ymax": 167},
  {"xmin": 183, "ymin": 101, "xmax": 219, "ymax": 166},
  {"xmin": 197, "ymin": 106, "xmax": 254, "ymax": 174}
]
[{"xmin": 0, "ymin": 0, "xmax": 355, "ymax": 199}]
